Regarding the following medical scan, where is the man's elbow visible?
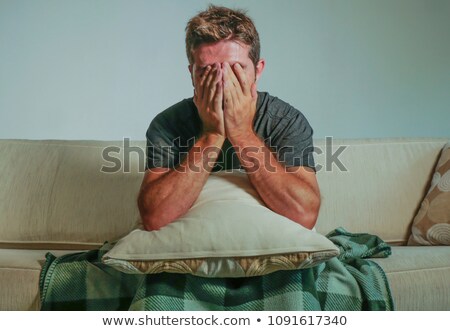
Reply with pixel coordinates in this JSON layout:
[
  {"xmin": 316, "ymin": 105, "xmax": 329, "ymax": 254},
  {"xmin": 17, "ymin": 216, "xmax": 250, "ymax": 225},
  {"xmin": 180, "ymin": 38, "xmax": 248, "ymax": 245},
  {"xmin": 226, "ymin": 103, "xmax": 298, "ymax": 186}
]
[
  {"xmin": 297, "ymin": 208, "xmax": 319, "ymax": 230},
  {"xmin": 138, "ymin": 201, "xmax": 180, "ymax": 231},
  {"xmin": 293, "ymin": 198, "xmax": 321, "ymax": 230},
  {"xmin": 137, "ymin": 195, "xmax": 165, "ymax": 231},
  {"xmin": 139, "ymin": 209, "xmax": 172, "ymax": 232},
  {"xmin": 140, "ymin": 213, "xmax": 162, "ymax": 232}
]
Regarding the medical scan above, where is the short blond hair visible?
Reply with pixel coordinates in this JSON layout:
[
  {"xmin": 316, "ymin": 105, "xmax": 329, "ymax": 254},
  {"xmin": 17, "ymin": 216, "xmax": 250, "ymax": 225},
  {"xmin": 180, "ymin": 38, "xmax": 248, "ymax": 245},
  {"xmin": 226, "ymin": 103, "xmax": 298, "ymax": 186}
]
[{"xmin": 185, "ymin": 5, "xmax": 260, "ymax": 68}]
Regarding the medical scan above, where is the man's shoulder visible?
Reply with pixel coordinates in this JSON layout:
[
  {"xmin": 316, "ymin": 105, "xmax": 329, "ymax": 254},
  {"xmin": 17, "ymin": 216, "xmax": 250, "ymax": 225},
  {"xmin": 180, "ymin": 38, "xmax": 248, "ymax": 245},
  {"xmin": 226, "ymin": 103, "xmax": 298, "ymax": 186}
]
[
  {"xmin": 152, "ymin": 97, "xmax": 196, "ymax": 124},
  {"xmin": 146, "ymin": 97, "xmax": 201, "ymax": 143},
  {"xmin": 148, "ymin": 97, "xmax": 198, "ymax": 132},
  {"xmin": 256, "ymin": 91, "xmax": 308, "ymax": 122}
]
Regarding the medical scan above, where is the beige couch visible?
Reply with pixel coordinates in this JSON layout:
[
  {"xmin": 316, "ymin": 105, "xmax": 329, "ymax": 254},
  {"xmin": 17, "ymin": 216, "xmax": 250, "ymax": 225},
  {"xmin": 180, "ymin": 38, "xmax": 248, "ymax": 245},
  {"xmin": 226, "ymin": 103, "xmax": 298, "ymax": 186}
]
[{"xmin": 0, "ymin": 138, "xmax": 449, "ymax": 310}]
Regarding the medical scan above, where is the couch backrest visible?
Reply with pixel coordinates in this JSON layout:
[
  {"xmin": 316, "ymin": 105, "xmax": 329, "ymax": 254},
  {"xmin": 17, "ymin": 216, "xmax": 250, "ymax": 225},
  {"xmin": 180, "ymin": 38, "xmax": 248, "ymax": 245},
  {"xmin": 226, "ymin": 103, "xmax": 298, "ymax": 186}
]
[
  {"xmin": 313, "ymin": 138, "xmax": 447, "ymax": 244},
  {"xmin": 0, "ymin": 140, "xmax": 145, "ymax": 249},
  {"xmin": 0, "ymin": 138, "xmax": 447, "ymax": 249}
]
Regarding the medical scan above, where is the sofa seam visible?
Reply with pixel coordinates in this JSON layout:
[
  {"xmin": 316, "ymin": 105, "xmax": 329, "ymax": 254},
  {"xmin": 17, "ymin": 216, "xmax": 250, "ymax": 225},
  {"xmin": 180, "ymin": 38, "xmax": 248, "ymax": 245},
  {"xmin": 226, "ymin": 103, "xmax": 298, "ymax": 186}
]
[
  {"xmin": 384, "ymin": 266, "xmax": 450, "ymax": 275},
  {"xmin": 0, "ymin": 266, "xmax": 42, "ymax": 272}
]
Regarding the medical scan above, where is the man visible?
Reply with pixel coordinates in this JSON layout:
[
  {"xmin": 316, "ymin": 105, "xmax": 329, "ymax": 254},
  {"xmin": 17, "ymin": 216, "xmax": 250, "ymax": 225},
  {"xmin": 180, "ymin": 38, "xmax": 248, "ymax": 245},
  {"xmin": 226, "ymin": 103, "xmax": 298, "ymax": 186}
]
[{"xmin": 138, "ymin": 5, "xmax": 320, "ymax": 231}]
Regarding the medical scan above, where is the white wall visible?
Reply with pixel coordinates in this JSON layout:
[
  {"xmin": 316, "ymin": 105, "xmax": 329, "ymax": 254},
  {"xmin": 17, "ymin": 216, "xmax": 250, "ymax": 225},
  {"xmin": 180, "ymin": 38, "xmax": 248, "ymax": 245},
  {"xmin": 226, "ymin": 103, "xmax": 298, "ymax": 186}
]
[{"xmin": 0, "ymin": 0, "xmax": 449, "ymax": 140}]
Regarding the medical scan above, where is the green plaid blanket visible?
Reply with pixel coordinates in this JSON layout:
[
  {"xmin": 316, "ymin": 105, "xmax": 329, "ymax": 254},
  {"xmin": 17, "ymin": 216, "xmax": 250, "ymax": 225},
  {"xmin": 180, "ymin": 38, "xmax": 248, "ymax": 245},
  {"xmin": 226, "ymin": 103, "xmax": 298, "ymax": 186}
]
[{"xmin": 39, "ymin": 227, "xmax": 394, "ymax": 311}]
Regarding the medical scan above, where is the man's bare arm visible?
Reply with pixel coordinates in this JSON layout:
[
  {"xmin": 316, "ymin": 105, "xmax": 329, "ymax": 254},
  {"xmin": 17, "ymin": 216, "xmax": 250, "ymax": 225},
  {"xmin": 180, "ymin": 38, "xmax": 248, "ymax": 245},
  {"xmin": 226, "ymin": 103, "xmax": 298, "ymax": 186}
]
[
  {"xmin": 138, "ymin": 133, "xmax": 225, "ymax": 231},
  {"xmin": 138, "ymin": 63, "xmax": 225, "ymax": 231},
  {"xmin": 231, "ymin": 132, "xmax": 320, "ymax": 229},
  {"xmin": 222, "ymin": 61, "xmax": 320, "ymax": 229}
]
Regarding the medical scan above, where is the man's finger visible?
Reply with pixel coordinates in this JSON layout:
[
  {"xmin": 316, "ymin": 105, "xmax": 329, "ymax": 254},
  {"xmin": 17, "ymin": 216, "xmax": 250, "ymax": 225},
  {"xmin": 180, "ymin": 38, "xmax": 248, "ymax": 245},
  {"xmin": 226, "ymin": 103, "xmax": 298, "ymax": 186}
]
[
  {"xmin": 224, "ymin": 63, "xmax": 241, "ymax": 106},
  {"xmin": 203, "ymin": 66, "xmax": 217, "ymax": 92},
  {"xmin": 214, "ymin": 80, "xmax": 223, "ymax": 112},
  {"xmin": 223, "ymin": 76, "xmax": 233, "ymax": 111},
  {"xmin": 233, "ymin": 63, "xmax": 249, "ymax": 95},
  {"xmin": 251, "ymin": 82, "xmax": 257, "ymax": 101},
  {"xmin": 224, "ymin": 62, "xmax": 242, "ymax": 93},
  {"xmin": 214, "ymin": 63, "xmax": 222, "ymax": 85},
  {"xmin": 197, "ymin": 65, "xmax": 211, "ymax": 100},
  {"xmin": 205, "ymin": 64, "xmax": 220, "ymax": 104},
  {"xmin": 206, "ymin": 69, "xmax": 219, "ymax": 105},
  {"xmin": 193, "ymin": 88, "xmax": 198, "ymax": 105}
]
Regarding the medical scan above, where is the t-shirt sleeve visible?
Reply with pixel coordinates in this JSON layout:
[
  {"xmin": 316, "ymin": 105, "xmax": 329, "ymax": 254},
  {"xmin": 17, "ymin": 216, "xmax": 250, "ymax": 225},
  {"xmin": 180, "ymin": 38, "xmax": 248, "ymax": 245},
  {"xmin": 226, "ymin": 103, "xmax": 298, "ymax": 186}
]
[
  {"xmin": 145, "ymin": 115, "xmax": 179, "ymax": 170},
  {"xmin": 276, "ymin": 112, "xmax": 316, "ymax": 171}
]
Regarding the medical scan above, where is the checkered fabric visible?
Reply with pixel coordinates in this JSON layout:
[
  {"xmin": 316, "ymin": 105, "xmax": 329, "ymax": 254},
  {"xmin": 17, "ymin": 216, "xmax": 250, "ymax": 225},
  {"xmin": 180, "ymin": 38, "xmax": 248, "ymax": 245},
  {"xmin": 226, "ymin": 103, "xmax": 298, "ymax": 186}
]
[{"xmin": 39, "ymin": 228, "xmax": 394, "ymax": 311}]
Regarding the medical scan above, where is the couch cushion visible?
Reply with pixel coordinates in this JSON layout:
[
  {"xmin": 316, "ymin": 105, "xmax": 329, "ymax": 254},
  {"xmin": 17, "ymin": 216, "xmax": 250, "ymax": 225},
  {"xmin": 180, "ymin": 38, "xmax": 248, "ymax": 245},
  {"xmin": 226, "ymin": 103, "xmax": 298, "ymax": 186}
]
[
  {"xmin": 3, "ymin": 247, "xmax": 449, "ymax": 310},
  {"xmin": 408, "ymin": 142, "xmax": 450, "ymax": 245},
  {"xmin": 0, "ymin": 249, "xmax": 82, "ymax": 310},
  {"xmin": 314, "ymin": 138, "xmax": 448, "ymax": 244},
  {"xmin": 0, "ymin": 139, "xmax": 144, "ymax": 248},
  {"xmin": 0, "ymin": 268, "xmax": 41, "ymax": 311},
  {"xmin": 370, "ymin": 246, "xmax": 450, "ymax": 310}
]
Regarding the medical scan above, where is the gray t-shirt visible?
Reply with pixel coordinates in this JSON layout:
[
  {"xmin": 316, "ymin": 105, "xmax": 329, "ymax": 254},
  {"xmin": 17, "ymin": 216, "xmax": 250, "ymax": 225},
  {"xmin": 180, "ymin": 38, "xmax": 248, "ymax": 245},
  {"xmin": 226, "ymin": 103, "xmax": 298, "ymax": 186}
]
[{"xmin": 145, "ymin": 91, "xmax": 315, "ymax": 172}]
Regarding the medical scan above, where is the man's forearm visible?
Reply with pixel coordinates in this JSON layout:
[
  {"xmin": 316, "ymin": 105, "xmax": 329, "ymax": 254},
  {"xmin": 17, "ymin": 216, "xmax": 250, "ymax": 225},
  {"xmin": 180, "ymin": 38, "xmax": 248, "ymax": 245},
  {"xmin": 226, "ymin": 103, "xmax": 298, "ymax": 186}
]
[
  {"xmin": 230, "ymin": 132, "xmax": 320, "ymax": 229},
  {"xmin": 138, "ymin": 133, "xmax": 225, "ymax": 231}
]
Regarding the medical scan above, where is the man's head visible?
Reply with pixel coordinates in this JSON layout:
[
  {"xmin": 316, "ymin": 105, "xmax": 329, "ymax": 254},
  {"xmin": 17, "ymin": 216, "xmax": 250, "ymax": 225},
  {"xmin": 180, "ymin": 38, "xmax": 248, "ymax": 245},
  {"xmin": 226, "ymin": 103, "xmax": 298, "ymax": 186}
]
[
  {"xmin": 186, "ymin": 5, "xmax": 260, "ymax": 68},
  {"xmin": 186, "ymin": 5, "xmax": 264, "ymax": 86}
]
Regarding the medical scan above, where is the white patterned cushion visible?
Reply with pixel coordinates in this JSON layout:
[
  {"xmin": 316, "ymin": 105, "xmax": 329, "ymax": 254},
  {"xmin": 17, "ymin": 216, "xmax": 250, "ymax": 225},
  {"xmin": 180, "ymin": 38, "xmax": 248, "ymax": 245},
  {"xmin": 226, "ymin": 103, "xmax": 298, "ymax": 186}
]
[{"xmin": 103, "ymin": 170, "xmax": 339, "ymax": 277}]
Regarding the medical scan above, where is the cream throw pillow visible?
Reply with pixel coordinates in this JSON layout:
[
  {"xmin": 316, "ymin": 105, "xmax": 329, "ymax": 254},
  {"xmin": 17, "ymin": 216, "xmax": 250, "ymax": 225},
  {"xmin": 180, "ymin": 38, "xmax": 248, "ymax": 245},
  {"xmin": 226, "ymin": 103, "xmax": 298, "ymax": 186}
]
[
  {"xmin": 408, "ymin": 142, "xmax": 450, "ymax": 245},
  {"xmin": 103, "ymin": 170, "xmax": 339, "ymax": 277}
]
